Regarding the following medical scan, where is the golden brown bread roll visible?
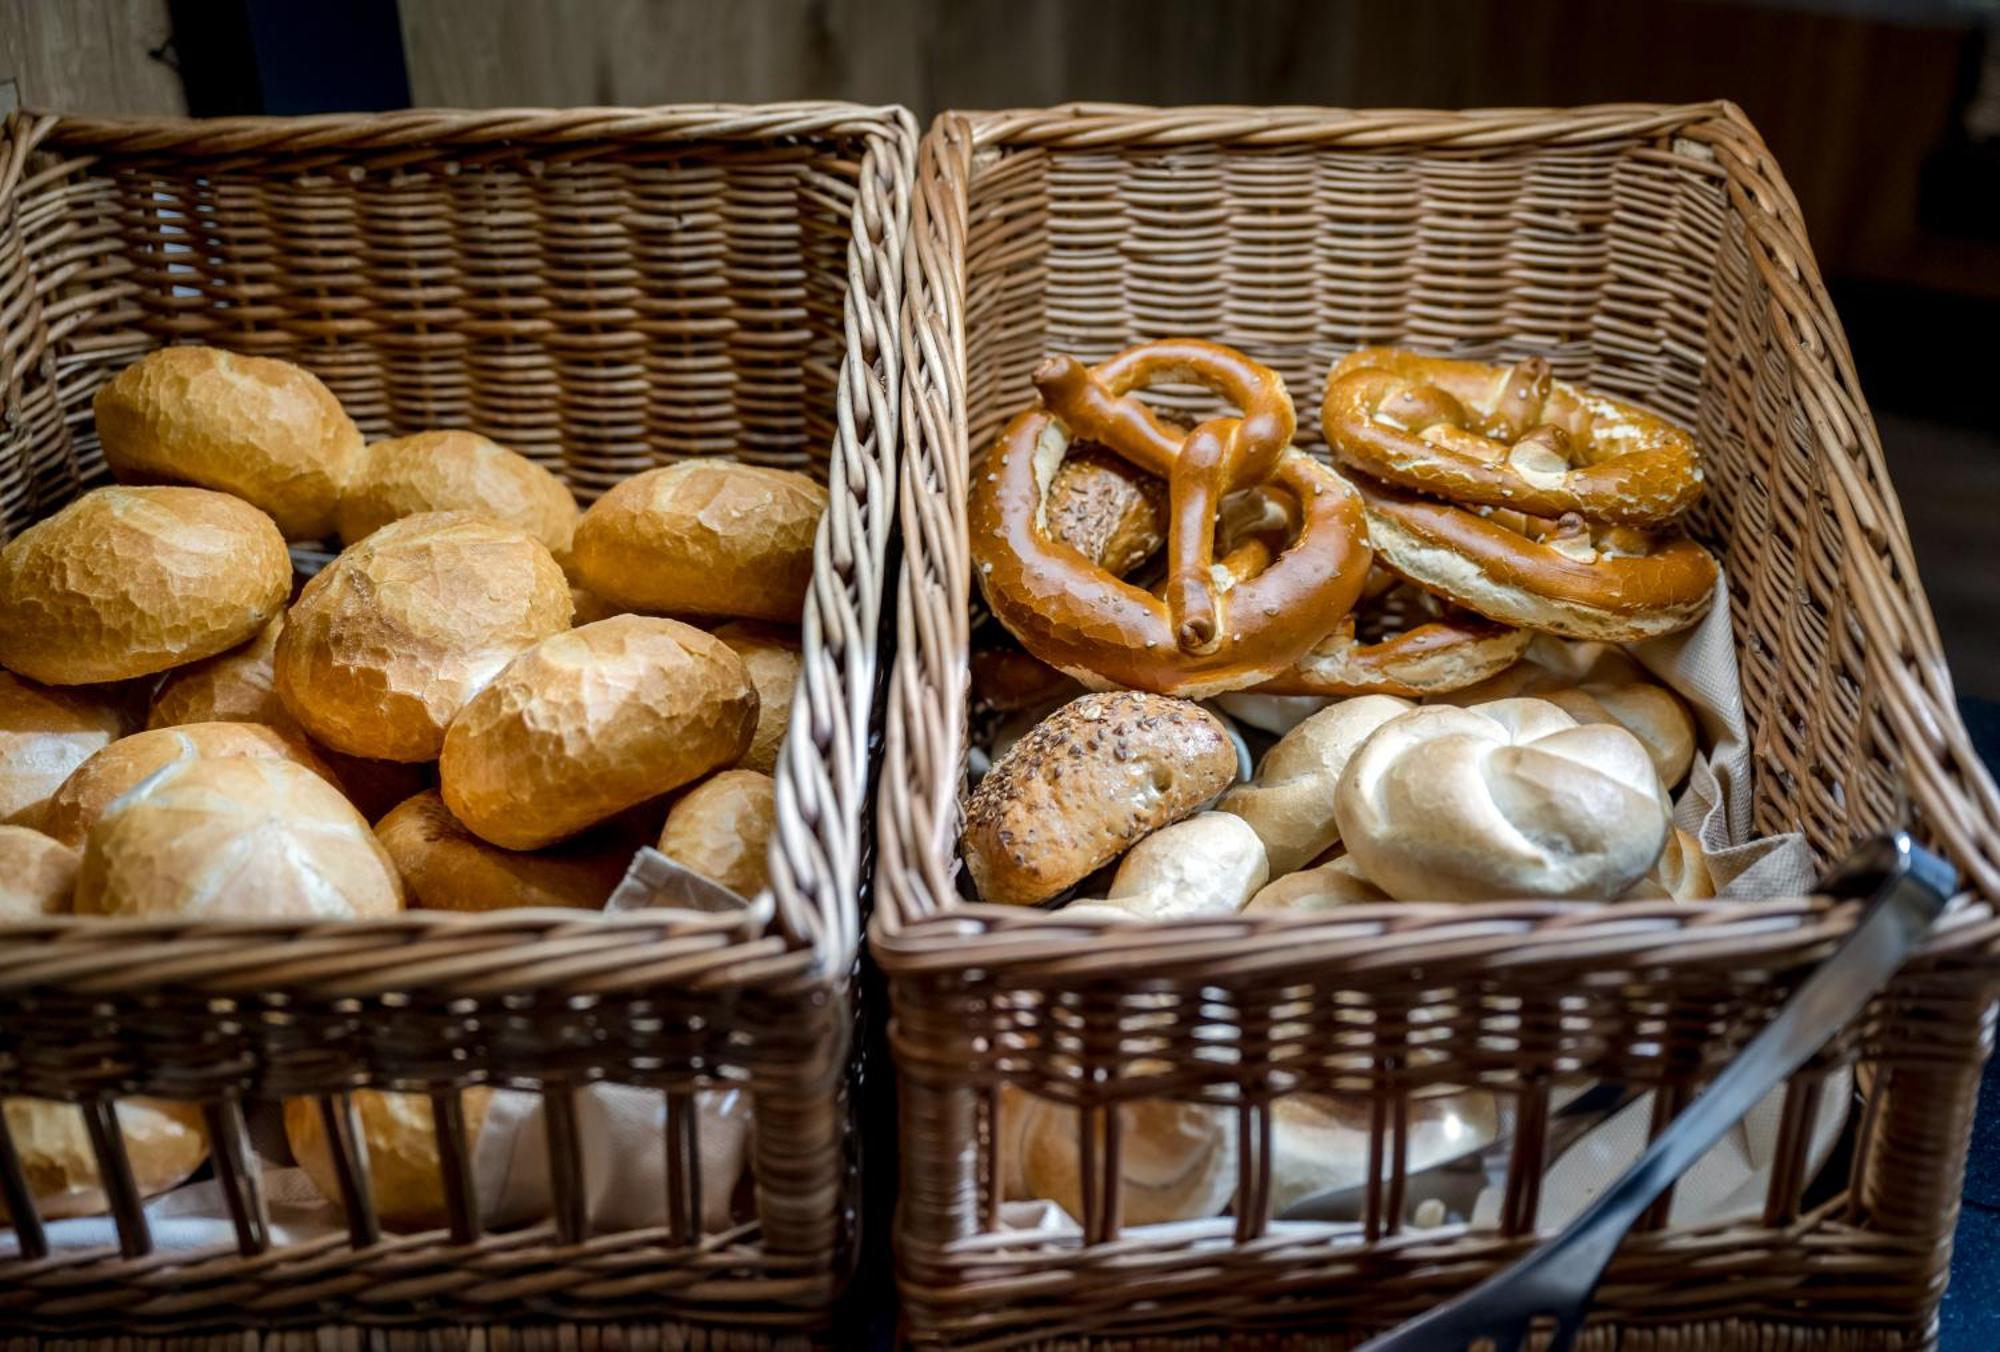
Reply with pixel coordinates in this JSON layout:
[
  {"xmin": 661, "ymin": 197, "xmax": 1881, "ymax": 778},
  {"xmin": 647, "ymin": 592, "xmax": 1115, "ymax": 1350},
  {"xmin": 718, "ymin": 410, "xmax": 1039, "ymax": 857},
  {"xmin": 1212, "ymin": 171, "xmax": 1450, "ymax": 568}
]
[
  {"xmin": 713, "ymin": 622, "xmax": 801, "ymax": 775},
  {"xmin": 1060, "ymin": 813, "xmax": 1268, "ymax": 922},
  {"xmin": 0, "ymin": 825, "xmax": 79, "ymax": 918},
  {"xmin": 999, "ymin": 1082, "xmax": 1236, "ymax": 1226},
  {"xmin": 657, "ymin": 769, "xmax": 776, "ymax": 898},
  {"xmin": 284, "ymin": 1089, "xmax": 494, "ymax": 1232},
  {"xmin": 76, "ymin": 756, "xmax": 404, "ymax": 919},
  {"xmin": 1243, "ymin": 853, "xmax": 1388, "ymax": 913},
  {"xmin": 276, "ymin": 512, "xmax": 572, "ymax": 761},
  {"xmin": 377, "ymin": 789, "xmax": 630, "ymax": 911},
  {"xmin": 0, "ymin": 670, "xmax": 129, "ymax": 828},
  {"xmin": 1043, "ymin": 447, "xmax": 1167, "ymax": 577},
  {"xmin": 0, "ymin": 486, "xmax": 290, "ymax": 685},
  {"xmin": 147, "ymin": 616, "xmax": 298, "ymax": 735},
  {"xmin": 1217, "ymin": 695, "xmax": 1412, "ymax": 876},
  {"xmin": 1, "ymin": 1097, "xmax": 209, "ymax": 1222},
  {"xmin": 969, "ymin": 648, "xmax": 1085, "ymax": 714},
  {"xmin": 570, "ymin": 461, "xmax": 827, "ymax": 622},
  {"xmin": 42, "ymin": 721, "xmax": 338, "ymax": 848},
  {"xmin": 337, "ymin": 430, "xmax": 579, "ymax": 557},
  {"xmin": 1621, "ymin": 827, "xmax": 1716, "ymax": 901},
  {"xmin": 440, "ymin": 616, "xmax": 757, "ymax": 850},
  {"xmin": 961, "ymin": 692, "xmax": 1239, "ymax": 907},
  {"xmin": 569, "ymin": 584, "xmax": 622, "ymax": 626},
  {"xmin": 92, "ymin": 346, "xmax": 361, "ymax": 540}
]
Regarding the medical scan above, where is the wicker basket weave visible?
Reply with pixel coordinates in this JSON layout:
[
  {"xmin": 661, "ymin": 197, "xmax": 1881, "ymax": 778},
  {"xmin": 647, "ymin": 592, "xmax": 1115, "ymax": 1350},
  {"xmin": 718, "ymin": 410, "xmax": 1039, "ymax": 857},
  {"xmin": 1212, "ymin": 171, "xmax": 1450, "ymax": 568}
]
[
  {"xmin": 0, "ymin": 102, "xmax": 913, "ymax": 1344},
  {"xmin": 875, "ymin": 102, "xmax": 2000, "ymax": 1348}
]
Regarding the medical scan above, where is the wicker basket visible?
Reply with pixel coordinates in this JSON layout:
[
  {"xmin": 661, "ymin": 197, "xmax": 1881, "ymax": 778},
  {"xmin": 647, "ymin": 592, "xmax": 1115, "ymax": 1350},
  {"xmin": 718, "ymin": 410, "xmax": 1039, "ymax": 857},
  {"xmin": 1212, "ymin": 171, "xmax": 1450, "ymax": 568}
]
[
  {"xmin": 0, "ymin": 102, "xmax": 913, "ymax": 1345},
  {"xmin": 875, "ymin": 102, "xmax": 2000, "ymax": 1348}
]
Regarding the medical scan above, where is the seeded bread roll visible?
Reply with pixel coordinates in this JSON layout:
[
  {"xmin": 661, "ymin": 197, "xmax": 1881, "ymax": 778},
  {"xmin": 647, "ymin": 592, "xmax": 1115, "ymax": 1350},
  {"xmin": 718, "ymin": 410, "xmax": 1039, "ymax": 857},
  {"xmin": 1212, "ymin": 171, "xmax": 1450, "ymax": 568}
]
[
  {"xmin": 440, "ymin": 616, "xmax": 757, "ymax": 850},
  {"xmin": 377, "ymin": 789, "xmax": 631, "ymax": 911},
  {"xmin": 338, "ymin": 430, "xmax": 579, "ymax": 557},
  {"xmin": 0, "ymin": 670, "xmax": 129, "ymax": 828},
  {"xmin": 657, "ymin": 769, "xmax": 776, "ymax": 898},
  {"xmin": 0, "ymin": 486, "xmax": 290, "ymax": 685},
  {"xmin": 92, "ymin": 346, "xmax": 361, "ymax": 539},
  {"xmin": 713, "ymin": 622, "xmax": 802, "ymax": 775},
  {"xmin": 570, "ymin": 461, "xmax": 828, "ymax": 622},
  {"xmin": 0, "ymin": 826, "xmax": 79, "ymax": 918},
  {"xmin": 285, "ymin": 1089, "xmax": 494, "ymax": 1232},
  {"xmin": 276, "ymin": 512, "xmax": 572, "ymax": 761},
  {"xmin": 2, "ymin": 1098, "xmax": 209, "ymax": 1222}
]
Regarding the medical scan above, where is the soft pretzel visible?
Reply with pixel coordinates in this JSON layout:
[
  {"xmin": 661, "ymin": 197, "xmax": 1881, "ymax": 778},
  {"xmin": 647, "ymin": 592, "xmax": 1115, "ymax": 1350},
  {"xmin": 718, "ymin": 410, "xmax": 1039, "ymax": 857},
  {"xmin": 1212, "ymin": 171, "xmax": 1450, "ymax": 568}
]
[
  {"xmin": 1322, "ymin": 348, "xmax": 1704, "ymax": 528},
  {"xmin": 970, "ymin": 339, "xmax": 1371, "ymax": 699}
]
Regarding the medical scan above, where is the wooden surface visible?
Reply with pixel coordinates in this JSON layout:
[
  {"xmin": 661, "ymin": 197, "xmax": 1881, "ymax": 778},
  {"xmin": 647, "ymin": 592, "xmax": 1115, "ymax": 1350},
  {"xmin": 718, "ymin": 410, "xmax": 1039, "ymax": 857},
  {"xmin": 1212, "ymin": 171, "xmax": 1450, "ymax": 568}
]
[{"xmin": 0, "ymin": 0, "xmax": 179, "ymax": 117}]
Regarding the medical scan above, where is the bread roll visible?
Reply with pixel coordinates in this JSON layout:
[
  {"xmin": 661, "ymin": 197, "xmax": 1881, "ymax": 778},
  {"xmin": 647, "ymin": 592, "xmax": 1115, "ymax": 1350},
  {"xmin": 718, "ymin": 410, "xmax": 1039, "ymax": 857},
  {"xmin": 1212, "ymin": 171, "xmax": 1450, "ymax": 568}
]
[
  {"xmin": 999, "ymin": 1083, "xmax": 1236, "ymax": 1226},
  {"xmin": 570, "ymin": 461, "xmax": 827, "ymax": 622},
  {"xmin": 441, "ymin": 616, "xmax": 756, "ymax": 850},
  {"xmin": 338, "ymin": 430, "xmax": 579, "ymax": 557},
  {"xmin": 569, "ymin": 585, "xmax": 621, "ymax": 626},
  {"xmin": 1243, "ymin": 854, "xmax": 1389, "ymax": 914},
  {"xmin": 1335, "ymin": 698, "xmax": 1670, "ymax": 902},
  {"xmin": 1621, "ymin": 827, "xmax": 1716, "ymax": 901},
  {"xmin": 657, "ymin": 770, "xmax": 776, "ymax": 898},
  {"xmin": 1043, "ymin": 447, "xmax": 1167, "ymax": 577},
  {"xmin": 0, "ymin": 670, "xmax": 128, "ymax": 828},
  {"xmin": 1211, "ymin": 693, "xmax": 1331, "ymax": 736},
  {"xmin": 0, "ymin": 486, "xmax": 290, "ymax": 685},
  {"xmin": 713, "ymin": 622, "xmax": 802, "ymax": 775},
  {"xmin": 277, "ymin": 512, "xmax": 572, "ymax": 761},
  {"xmin": 377, "ymin": 789, "xmax": 630, "ymax": 911},
  {"xmin": 285, "ymin": 1089, "xmax": 493, "ymax": 1232},
  {"xmin": 147, "ymin": 615, "xmax": 298, "ymax": 734},
  {"xmin": 0, "ymin": 826, "xmax": 79, "ymax": 918},
  {"xmin": 2, "ymin": 1097, "xmax": 209, "ymax": 1222},
  {"xmin": 93, "ymin": 345, "xmax": 360, "ymax": 539},
  {"xmin": 1217, "ymin": 696, "xmax": 1412, "ymax": 875},
  {"xmin": 1061, "ymin": 813, "xmax": 1267, "ymax": 922},
  {"xmin": 1269, "ymin": 1091, "xmax": 1500, "ymax": 1217},
  {"xmin": 969, "ymin": 648, "xmax": 1084, "ymax": 714},
  {"xmin": 76, "ymin": 756, "xmax": 403, "ymax": 919},
  {"xmin": 42, "ymin": 721, "xmax": 337, "ymax": 848}
]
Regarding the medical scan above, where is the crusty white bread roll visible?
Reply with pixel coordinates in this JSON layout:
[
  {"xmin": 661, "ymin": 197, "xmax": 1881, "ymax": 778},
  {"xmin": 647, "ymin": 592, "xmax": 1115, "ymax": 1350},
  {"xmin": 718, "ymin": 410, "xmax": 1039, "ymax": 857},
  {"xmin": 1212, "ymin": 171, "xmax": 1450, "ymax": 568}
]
[
  {"xmin": 284, "ymin": 1088, "xmax": 494, "ymax": 1232},
  {"xmin": 42, "ymin": 721, "xmax": 338, "ymax": 848},
  {"xmin": 93, "ymin": 345, "xmax": 361, "ymax": 540},
  {"xmin": 657, "ymin": 769, "xmax": 776, "ymax": 899},
  {"xmin": 999, "ymin": 1082, "xmax": 1236, "ymax": 1226},
  {"xmin": 1243, "ymin": 853, "xmax": 1388, "ymax": 914},
  {"xmin": 0, "ymin": 670, "xmax": 129, "ymax": 828},
  {"xmin": 276, "ymin": 512, "xmax": 572, "ymax": 762},
  {"xmin": 962, "ymin": 693, "xmax": 1240, "ymax": 908},
  {"xmin": 1269, "ymin": 1090, "xmax": 1501, "ymax": 1216},
  {"xmin": 569, "ymin": 584, "xmax": 621, "ymax": 626},
  {"xmin": 377, "ymin": 789, "xmax": 629, "ymax": 911},
  {"xmin": 1, "ymin": 1097, "xmax": 209, "ymax": 1222},
  {"xmin": 713, "ymin": 622, "xmax": 802, "ymax": 775},
  {"xmin": 147, "ymin": 616, "xmax": 298, "ymax": 735},
  {"xmin": 1211, "ymin": 693, "xmax": 1332, "ymax": 736},
  {"xmin": 1217, "ymin": 696, "xmax": 1412, "ymax": 875},
  {"xmin": 337, "ymin": 430, "xmax": 579, "ymax": 558},
  {"xmin": 1621, "ymin": 827, "xmax": 1716, "ymax": 901},
  {"xmin": 0, "ymin": 825, "xmax": 79, "ymax": 918},
  {"xmin": 570, "ymin": 461, "xmax": 828, "ymax": 622},
  {"xmin": 441, "ymin": 616, "xmax": 757, "ymax": 850},
  {"xmin": 1336, "ymin": 698, "xmax": 1670, "ymax": 902},
  {"xmin": 76, "ymin": 756, "xmax": 404, "ymax": 919},
  {"xmin": 0, "ymin": 486, "xmax": 290, "ymax": 685},
  {"xmin": 1061, "ymin": 813, "xmax": 1267, "ymax": 922}
]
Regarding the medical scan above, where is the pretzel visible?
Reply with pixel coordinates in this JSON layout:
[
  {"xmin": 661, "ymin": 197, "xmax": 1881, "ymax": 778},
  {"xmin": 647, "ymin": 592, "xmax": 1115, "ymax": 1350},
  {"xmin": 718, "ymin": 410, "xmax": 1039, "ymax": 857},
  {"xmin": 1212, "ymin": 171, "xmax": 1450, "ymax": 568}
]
[
  {"xmin": 1357, "ymin": 477, "xmax": 1718, "ymax": 642},
  {"xmin": 1322, "ymin": 348, "xmax": 1704, "ymax": 528},
  {"xmin": 970, "ymin": 339, "xmax": 1371, "ymax": 699}
]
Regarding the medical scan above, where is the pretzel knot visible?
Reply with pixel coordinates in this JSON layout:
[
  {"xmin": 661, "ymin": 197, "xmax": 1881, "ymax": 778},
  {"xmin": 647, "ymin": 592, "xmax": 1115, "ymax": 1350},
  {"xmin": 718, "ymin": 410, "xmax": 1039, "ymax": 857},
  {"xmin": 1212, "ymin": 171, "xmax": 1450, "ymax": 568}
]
[
  {"xmin": 1322, "ymin": 348, "xmax": 1705, "ymax": 528},
  {"xmin": 970, "ymin": 338, "xmax": 1371, "ymax": 700}
]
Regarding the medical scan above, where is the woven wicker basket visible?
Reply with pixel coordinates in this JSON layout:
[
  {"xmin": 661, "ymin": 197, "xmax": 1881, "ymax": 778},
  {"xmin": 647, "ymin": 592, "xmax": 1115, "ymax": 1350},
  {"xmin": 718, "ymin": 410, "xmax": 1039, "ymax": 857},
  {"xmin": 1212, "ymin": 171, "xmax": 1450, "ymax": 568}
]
[
  {"xmin": 875, "ymin": 102, "xmax": 2000, "ymax": 1349},
  {"xmin": 0, "ymin": 102, "xmax": 913, "ymax": 1346}
]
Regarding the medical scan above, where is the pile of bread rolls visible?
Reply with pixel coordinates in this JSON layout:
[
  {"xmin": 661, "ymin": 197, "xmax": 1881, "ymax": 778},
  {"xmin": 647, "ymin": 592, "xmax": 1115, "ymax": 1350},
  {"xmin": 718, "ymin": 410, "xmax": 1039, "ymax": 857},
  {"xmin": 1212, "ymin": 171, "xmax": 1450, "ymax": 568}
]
[{"xmin": 0, "ymin": 345, "xmax": 823, "ymax": 1229}]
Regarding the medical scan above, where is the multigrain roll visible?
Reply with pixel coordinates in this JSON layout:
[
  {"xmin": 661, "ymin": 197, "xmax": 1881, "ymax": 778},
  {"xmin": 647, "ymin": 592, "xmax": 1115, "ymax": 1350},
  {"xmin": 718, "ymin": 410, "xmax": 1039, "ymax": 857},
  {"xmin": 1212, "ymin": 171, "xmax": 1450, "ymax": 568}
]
[
  {"xmin": 570, "ymin": 461, "xmax": 828, "ymax": 621},
  {"xmin": 657, "ymin": 769, "xmax": 776, "ymax": 898},
  {"xmin": 76, "ymin": 756, "xmax": 404, "ymax": 919},
  {"xmin": 285, "ymin": 1089, "xmax": 494, "ymax": 1232},
  {"xmin": 713, "ymin": 622, "xmax": 802, "ymax": 775},
  {"xmin": 2, "ymin": 1098, "xmax": 209, "ymax": 1222},
  {"xmin": 92, "ymin": 346, "xmax": 361, "ymax": 540},
  {"xmin": 276, "ymin": 512, "xmax": 572, "ymax": 761},
  {"xmin": 337, "ymin": 430, "xmax": 579, "ymax": 557},
  {"xmin": 0, "ymin": 486, "xmax": 290, "ymax": 685},
  {"xmin": 376, "ymin": 789, "xmax": 631, "ymax": 911},
  {"xmin": 0, "ymin": 671, "xmax": 129, "ymax": 828},
  {"xmin": 440, "ymin": 616, "xmax": 757, "ymax": 850},
  {"xmin": 0, "ymin": 826, "xmax": 79, "ymax": 918}
]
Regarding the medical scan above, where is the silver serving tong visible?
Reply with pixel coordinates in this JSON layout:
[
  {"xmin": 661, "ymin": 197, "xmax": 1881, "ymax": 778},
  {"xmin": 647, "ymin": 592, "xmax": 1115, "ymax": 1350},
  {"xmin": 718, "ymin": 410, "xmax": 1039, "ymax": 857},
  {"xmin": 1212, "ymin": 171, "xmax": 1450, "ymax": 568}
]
[{"xmin": 1357, "ymin": 831, "xmax": 1954, "ymax": 1352}]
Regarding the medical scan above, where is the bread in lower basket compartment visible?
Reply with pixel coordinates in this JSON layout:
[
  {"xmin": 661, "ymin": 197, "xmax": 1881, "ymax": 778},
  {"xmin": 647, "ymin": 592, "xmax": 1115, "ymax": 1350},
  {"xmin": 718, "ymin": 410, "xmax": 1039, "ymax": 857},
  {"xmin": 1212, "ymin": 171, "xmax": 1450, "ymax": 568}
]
[{"xmin": 1, "ymin": 1098, "xmax": 210, "ymax": 1224}]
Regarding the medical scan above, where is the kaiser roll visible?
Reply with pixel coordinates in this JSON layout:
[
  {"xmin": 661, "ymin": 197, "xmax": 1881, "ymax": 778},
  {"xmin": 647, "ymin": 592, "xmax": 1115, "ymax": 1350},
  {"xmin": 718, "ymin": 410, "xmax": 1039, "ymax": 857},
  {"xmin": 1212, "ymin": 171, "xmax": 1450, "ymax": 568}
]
[
  {"xmin": 1060, "ymin": 812, "xmax": 1267, "ymax": 922},
  {"xmin": 285, "ymin": 1089, "xmax": 494, "ymax": 1232},
  {"xmin": 657, "ymin": 769, "xmax": 775, "ymax": 898},
  {"xmin": 0, "ymin": 826, "xmax": 79, "ymax": 918},
  {"xmin": 999, "ymin": 1082, "xmax": 1236, "ymax": 1226},
  {"xmin": 440, "ymin": 615, "xmax": 757, "ymax": 850},
  {"xmin": 42, "ymin": 721, "xmax": 337, "ymax": 848},
  {"xmin": 0, "ymin": 670, "xmax": 128, "ymax": 827},
  {"xmin": 570, "ymin": 461, "xmax": 827, "ymax": 621},
  {"xmin": 337, "ymin": 430, "xmax": 579, "ymax": 557},
  {"xmin": 0, "ymin": 486, "xmax": 289, "ymax": 685},
  {"xmin": 76, "ymin": 756, "xmax": 404, "ymax": 919},
  {"xmin": 2, "ymin": 1097, "xmax": 209, "ymax": 1222},
  {"xmin": 962, "ymin": 692, "xmax": 1238, "ymax": 907},
  {"xmin": 1217, "ymin": 695, "xmax": 1412, "ymax": 875},
  {"xmin": 93, "ymin": 345, "xmax": 360, "ymax": 539},
  {"xmin": 276, "ymin": 512, "xmax": 572, "ymax": 761},
  {"xmin": 713, "ymin": 622, "xmax": 802, "ymax": 775},
  {"xmin": 1336, "ymin": 698, "xmax": 1670, "ymax": 902},
  {"xmin": 1242, "ymin": 853, "xmax": 1389, "ymax": 914},
  {"xmin": 377, "ymin": 789, "xmax": 631, "ymax": 911}
]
